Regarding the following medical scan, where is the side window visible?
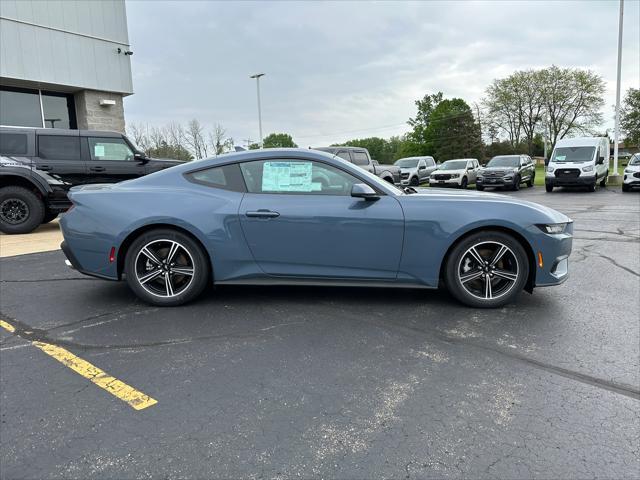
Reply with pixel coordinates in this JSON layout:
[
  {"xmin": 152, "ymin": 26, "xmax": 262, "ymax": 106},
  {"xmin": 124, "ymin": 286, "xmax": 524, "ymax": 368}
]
[
  {"xmin": 185, "ymin": 163, "xmax": 246, "ymax": 192},
  {"xmin": 239, "ymin": 159, "xmax": 361, "ymax": 195},
  {"xmin": 336, "ymin": 151, "xmax": 351, "ymax": 162},
  {"xmin": 0, "ymin": 133, "xmax": 28, "ymax": 155},
  {"xmin": 38, "ymin": 135, "xmax": 80, "ymax": 160},
  {"xmin": 88, "ymin": 137, "xmax": 134, "ymax": 161},
  {"xmin": 352, "ymin": 151, "xmax": 369, "ymax": 166},
  {"xmin": 427, "ymin": 158, "xmax": 435, "ymax": 167}
]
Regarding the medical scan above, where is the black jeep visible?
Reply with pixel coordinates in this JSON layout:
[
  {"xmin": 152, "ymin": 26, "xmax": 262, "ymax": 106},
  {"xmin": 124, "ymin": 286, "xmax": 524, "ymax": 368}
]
[{"xmin": 0, "ymin": 127, "xmax": 184, "ymax": 234}]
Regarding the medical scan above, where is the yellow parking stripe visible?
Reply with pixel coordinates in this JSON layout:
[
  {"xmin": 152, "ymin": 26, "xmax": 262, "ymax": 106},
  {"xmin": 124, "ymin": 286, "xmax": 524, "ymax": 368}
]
[
  {"xmin": 0, "ymin": 320, "xmax": 16, "ymax": 333},
  {"xmin": 0, "ymin": 320, "xmax": 157, "ymax": 410}
]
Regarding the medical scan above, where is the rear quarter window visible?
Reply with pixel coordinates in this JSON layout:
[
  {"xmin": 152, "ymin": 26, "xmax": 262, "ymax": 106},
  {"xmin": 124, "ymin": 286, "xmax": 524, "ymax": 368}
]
[
  {"xmin": 0, "ymin": 133, "xmax": 28, "ymax": 155},
  {"xmin": 185, "ymin": 163, "xmax": 246, "ymax": 192},
  {"xmin": 38, "ymin": 135, "xmax": 80, "ymax": 160}
]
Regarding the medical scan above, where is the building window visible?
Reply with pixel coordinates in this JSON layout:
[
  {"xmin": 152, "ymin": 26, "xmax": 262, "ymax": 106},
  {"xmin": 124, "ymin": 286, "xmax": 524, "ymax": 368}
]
[
  {"xmin": 0, "ymin": 86, "xmax": 76, "ymax": 129},
  {"xmin": 0, "ymin": 87, "xmax": 42, "ymax": 128},
  {"xmin": 41, "ymin": 91, "xmax": 76, "ymax": 129}
]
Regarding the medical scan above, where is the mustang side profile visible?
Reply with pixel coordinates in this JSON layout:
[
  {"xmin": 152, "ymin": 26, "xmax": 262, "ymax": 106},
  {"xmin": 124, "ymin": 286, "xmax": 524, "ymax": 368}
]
[{"xmin": 60, "ymin": 149, "xmax": 573, "ymax": 308}]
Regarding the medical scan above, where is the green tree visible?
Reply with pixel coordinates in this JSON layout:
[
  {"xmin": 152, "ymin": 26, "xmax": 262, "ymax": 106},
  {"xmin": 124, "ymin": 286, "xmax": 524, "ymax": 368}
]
[
  {"xmin": 147, "ymin": 141, "xmax": 193, "ymax": 161},
  {"xmin": 262, "ymin": 133, "xmax": 297, "ymax": 148},
  {"xmin": 621, "ymin": 87, "xmax": 640, "ymax": 148},
  {"xmin": 407, "ymin": 92, "xmax": 444, "ymax": 147},
  {"xmin": 248, "ymin": 143, "xmax": 260, "ymax": 150},
  {"xmin": 423, "ymin": 98, "xmax": 483, "ymax": 161}
]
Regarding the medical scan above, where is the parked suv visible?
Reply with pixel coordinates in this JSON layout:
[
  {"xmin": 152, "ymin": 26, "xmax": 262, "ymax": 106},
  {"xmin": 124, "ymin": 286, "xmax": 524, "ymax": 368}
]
[
  {"xmin": 394, "ymin": 156, "xmax": 437, "ymax": 186},
  {"xmin": 0, "ymin": 127, "xmax": 184, "ymax": 234},
  {"xmin": 429, "ymin": 158, "xmax": 480, "ymax": 189},
  {"xmin": 314, "ymin": 147, "xmax": 401, "ymax": 186},
  {"xmin": 477, "ymin": 154, "xmax": 535, "ymax": 191}
]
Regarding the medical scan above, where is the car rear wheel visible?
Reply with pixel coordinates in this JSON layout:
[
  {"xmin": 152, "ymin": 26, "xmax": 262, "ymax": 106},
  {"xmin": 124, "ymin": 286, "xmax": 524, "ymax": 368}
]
[
  {"xmin": 0, "ymin": 186, "xmax": 45, "ymax": 234},
  {"xmin": 599, "ymin": 173, "xmax": 607, "ymax": 187},
  {"xmin": 124, "ymin": 229, "xmax": 210, "ymax": 306},
  {"xmin": 444, "ymin": 231, "xmax": 529, "ymax": 308}
]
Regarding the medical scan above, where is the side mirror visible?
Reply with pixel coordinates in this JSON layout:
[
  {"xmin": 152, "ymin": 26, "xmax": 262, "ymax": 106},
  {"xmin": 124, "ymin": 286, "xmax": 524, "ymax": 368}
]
[
  {"xmin": 351, "ymin": 183, "xmax": 379, "ymax": 200},
  {"xmin": 135, "ymin": 152, "xmax": 149, "ymax": 164},
  {"xmin": 544, "ymin": 158, "xmax": 550, "ymax": 166},
  {"xmin": 419, "ymin": 165, "xmax": 426, "ymax": 170},
  {"xmin": 598, "ymin": 156, "xmax": 605, "ymax": 165}
]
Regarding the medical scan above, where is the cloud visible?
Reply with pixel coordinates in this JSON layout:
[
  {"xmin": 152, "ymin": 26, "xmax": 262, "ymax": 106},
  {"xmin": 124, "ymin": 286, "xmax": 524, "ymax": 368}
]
[{"xmin": 124, "ymin": 0, "xmax": 640, "ymax": 146}]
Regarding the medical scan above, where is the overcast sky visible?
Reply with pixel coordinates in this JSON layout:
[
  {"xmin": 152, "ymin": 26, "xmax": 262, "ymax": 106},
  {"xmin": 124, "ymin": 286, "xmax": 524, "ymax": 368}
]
[{"xmin": 124, "ymin": 0, "xmax": 640, "ymax": 147}]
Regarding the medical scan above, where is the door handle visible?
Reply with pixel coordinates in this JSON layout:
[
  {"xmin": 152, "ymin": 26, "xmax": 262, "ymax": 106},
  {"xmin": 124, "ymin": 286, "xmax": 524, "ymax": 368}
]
[
  {"xmin": 245, "ymin": 210, "xmax": 280, "ymax": 218},
  {"xmin": 90, "ymin": 167, "xmax": 105, "ymax": 172}
]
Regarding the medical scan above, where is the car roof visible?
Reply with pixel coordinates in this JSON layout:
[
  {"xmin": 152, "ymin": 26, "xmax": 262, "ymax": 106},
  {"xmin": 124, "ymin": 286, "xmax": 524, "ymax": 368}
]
[
  {"xmin": 314, "ymin": 146, "xmax": 367, "ymax": 152},
  {"xmin": 0, "ymin": 126, "xmax": 122, "ymax": 137},
  {"xmin": 555, "ymin": 137, "xmax": 605, "ymax": 147}
]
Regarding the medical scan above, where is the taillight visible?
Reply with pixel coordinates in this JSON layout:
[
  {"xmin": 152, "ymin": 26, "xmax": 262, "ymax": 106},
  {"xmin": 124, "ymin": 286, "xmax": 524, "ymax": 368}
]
[{"xmin": 109, "ymin": 247, "xmax": 116, "ymax": 263}]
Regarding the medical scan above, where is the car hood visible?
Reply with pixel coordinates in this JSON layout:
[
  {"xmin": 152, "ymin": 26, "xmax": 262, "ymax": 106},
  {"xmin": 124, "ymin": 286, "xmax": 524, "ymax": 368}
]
[
  {"xmin": 481, "ymin": 166, "xmax": 518, "ymax": 172},
  {"xmin": 401, "ymin": 187, "xmax": 571, "ymax": 223},
  {"xmin": 0, "ymin": 155, "xmax": 32, "ymax": 168},
  {"xmin": 431, "ymin": 169, "xmax": 465, "ymax": 175}
]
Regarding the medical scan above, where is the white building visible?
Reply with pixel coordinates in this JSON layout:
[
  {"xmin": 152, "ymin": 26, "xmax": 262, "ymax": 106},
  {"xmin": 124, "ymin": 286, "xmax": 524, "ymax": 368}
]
[{"xmin": 0, "ymin": 0, "xmax": 133, "ymax": 132}]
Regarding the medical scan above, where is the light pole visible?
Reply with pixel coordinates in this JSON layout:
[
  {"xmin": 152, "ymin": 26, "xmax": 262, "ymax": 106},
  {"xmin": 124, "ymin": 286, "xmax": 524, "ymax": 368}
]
[
  {"xmin": 611, "ymin": 0, "xmax": 624, "ymax": 184},
  {"xmin": 250, "ymin": 73, "xmax": 265, "ymax": 148}
]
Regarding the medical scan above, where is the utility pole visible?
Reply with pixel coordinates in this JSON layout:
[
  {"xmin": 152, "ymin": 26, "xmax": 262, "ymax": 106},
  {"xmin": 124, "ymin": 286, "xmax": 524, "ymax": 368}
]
[
  {"xmin": 611, "ymin": 0, "xmax": 624, "ymax": 184},
  {"xmin": 249, "ymin": 73, "xmax": 265, "ymax": 148},
  {"xmin": 243, "ymin": 138, "xmax": 253, "ymax": 149}
]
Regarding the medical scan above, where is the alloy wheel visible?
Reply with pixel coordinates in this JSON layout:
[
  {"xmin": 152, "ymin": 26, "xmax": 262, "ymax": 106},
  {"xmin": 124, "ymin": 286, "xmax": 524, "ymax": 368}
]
[
  {"xmin": 134, "ymin": 239, "xmax": 195, "ymax": 298},
  {"xmin": 0, "ymin": 198, "xmax": 29, "ymax": 225},
  {"xmin": 457, "ymin": 241, "xmax": 519, "ymax": 300}
]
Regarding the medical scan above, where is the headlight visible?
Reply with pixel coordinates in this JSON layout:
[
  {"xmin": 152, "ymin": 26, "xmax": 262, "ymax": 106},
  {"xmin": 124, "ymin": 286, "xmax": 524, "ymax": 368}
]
[
  {"xmin": 504, "ymin": 176, "xmax": 513, "ymax": 180},
  {"xmin": 537, "ymin": 223, "xmax": 567, "ymax": 234},
  {"xmin": 450, "ymin": 173, "xmax": 460, "ymax": 178},
  {"xmin": 477, "ymin": 176, "xmax": 483, "ymax": 180},
  {"xmin": 581, "ymin": 165, "xmax": 594, "ymax": 172},
  {"xmin": 546, "ymin": 166, "xmax": 555, "ymax": 173},
  {"xmin": 625, "ymin": 168, "xmax": 632, "ymax": 174}
]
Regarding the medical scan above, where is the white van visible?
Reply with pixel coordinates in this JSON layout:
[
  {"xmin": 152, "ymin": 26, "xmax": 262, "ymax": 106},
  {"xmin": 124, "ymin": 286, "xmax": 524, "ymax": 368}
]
[{"xmin": 545, "ymin": 137, "xmax": 609, "ymax": 192}]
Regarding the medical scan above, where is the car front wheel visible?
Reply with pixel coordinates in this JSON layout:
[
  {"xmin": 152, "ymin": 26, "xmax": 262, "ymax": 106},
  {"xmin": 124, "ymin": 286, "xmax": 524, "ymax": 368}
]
[
  {"xmin": 0, "ymin": 186, "xmax": 45, "ymax": 234},
  {"xmin": 444, "ymin": 231, "xmax": 529, "ymax": 308},
  {"xmin": 124, "ymin": 229, "xmax": 210, "ymax": 306}
]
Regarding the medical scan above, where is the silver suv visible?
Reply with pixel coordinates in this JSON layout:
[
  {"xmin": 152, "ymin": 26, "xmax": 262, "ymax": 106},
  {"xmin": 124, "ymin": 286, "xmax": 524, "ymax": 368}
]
[{"xmin": 394, "ymin": 156, "xmax": 437, "ymax": 186}]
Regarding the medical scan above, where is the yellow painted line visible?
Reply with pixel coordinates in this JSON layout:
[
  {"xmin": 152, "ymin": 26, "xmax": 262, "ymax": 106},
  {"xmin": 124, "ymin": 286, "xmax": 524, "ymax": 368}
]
[
  {"xmin": 0, "ymin": 320, "xmax": 15, "ymax": 333},
  {"xmin": 0, "ymin": 319, "xmax": 157, "ymax": 410}
]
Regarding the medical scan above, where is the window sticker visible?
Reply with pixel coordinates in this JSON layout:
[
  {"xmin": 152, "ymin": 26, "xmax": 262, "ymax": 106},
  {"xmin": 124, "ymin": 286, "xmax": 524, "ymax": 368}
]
[
  {"xmin": 94, "ymin": 144, "xmax": 105, "ymax": 157},
  {"xmin": 262, "ymin": 161, "xmax": 314, "ymax": 192},
  {"xmin": 555, "ymin": 155, "xmax": 566, "ymax": 161}
]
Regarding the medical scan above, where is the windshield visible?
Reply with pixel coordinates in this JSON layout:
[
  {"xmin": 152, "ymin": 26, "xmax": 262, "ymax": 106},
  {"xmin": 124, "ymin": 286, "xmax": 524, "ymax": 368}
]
[
  {"xmin": 629, "ymin": 154, "xmax": 640, "ymax": 166},
  {"xmin": 551, "ymin": 146, "xmax": 595, "ymax": 163},
  {"xmin": 439, "ymin": 160, "xmax": 467, "ymax": 170},
  {"xmin": 487, "ymin": 156, "xmax": 519, "ymax": 167},
  {"xmin": 394, "ymin": 158, "xmax": 419, "ymax": 168}
]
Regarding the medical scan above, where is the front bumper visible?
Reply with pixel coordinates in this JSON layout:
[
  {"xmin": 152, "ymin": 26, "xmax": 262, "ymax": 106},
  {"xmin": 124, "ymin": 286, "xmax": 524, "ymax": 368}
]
[
  {"xmin": 623, "ymin": 172, "xmax": 640, "ymax": 186},
  {"xmin": 477, "ymin": 177, "xmax": 516, "ymax": 187},
  {"xmin": 530, "ymin": 223, "xmax": 573, "ymax": 287},
  {"xmin": 546, "ymin": 175, "xmax": 596, "ymax": 187},
  {"xmin": 430, "ymin": 177, "xmax": 462, "ymax": 186}
]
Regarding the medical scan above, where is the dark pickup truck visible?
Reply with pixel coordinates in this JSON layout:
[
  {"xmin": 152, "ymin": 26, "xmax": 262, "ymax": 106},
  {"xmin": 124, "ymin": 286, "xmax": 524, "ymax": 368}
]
[
  {"xmin": 314, "ymin": 146, "xmax": 401, "ymax": 186},
  {"xmin": 0, "ymin": 127, "xmax": 184, "ymax": 234}
]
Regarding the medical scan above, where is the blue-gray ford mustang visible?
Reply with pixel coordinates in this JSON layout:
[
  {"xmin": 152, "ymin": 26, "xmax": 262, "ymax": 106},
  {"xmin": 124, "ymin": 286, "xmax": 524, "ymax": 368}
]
[{"xmin": 60, "ymin": 148, "xmax": 572, "ymax": 308}]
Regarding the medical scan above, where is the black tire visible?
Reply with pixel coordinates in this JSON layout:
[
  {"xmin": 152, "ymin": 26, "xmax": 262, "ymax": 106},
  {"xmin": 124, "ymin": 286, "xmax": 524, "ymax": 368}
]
[
  {"xmin": 444, "ymin": 230, "xmax": 529, "ymax": 308},
  {"xmin": 545, "ymin": 184, "xmax": 554, "ymax": 193},
  {"xmin": 512, "ymin": 175, "xmax": 521, "ymax": 191},
  {"xmin": 622, "ymin": 184, "xmax": 630, "ymax": 192},
  {"xmin": 476, "ymin": 185, "xmax": 485, "ymax": 191},
  {"xmin": 0, "ymin": 186, "xmax": 45, "ymax": 234},
  {"xmin": 410, "ymin": 176, "xmax": 419, "ymax": 187},
  {"xmin": 42, "ymin": 211, "xmax": 58, "ymax": 224},
  {"xmin": 599, "ymin": 173, "xmax": 607, "ymax": 188},
  {"xmin": 587, "ymin": 181, "xmax": 596, "ymax": 192},
  {"xmin": 526, "ymin": 175, "xmax": 534, "ymax": 187},
  {"xmin": 460, "ymin": 177, "xmax": 468, "ymax": 189},
  {"xmin": 124, "ymin": 229, "xmax": 210, "ymax": 306}
]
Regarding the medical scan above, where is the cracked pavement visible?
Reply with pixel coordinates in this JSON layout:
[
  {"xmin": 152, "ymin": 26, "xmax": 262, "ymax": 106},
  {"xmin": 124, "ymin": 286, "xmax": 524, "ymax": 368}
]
[{"xmin": 1, "ymin": 187, "xmax": 639, "ymax": 479}]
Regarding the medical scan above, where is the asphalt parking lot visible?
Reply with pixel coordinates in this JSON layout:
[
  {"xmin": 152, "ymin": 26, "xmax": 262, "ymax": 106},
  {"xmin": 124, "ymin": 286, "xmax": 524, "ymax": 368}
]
[{"xmin": 1, "ymin": 186, "xmax": 639, "ymax": 479}]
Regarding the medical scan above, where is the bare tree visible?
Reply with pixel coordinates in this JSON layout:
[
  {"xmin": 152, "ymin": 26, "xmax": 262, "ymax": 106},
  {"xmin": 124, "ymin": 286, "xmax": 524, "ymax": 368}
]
[
  {"xmin": 183, "ymin": 119, "xmax": 207, "ymax": 159},
  {"xmin": 208, "ymin": 124, "xmax": 233, "ymax": 156},
  {"xmin": 126, "ymin": 122, "xmax": 150, "ymax": 152}
]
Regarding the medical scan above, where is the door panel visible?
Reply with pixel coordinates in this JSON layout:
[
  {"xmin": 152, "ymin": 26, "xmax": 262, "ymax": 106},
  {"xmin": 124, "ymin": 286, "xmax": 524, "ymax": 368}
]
[
  {"xmin": 35, "ymin": 134, "xmax": 87, "ymax": 185},
  {"xmin": 85, "ymin": 136, "xmax": 144, "ymax": 183},
  {"xmin": 239, "ymin": 194, "xmax": 404, "ymax": 279}
]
